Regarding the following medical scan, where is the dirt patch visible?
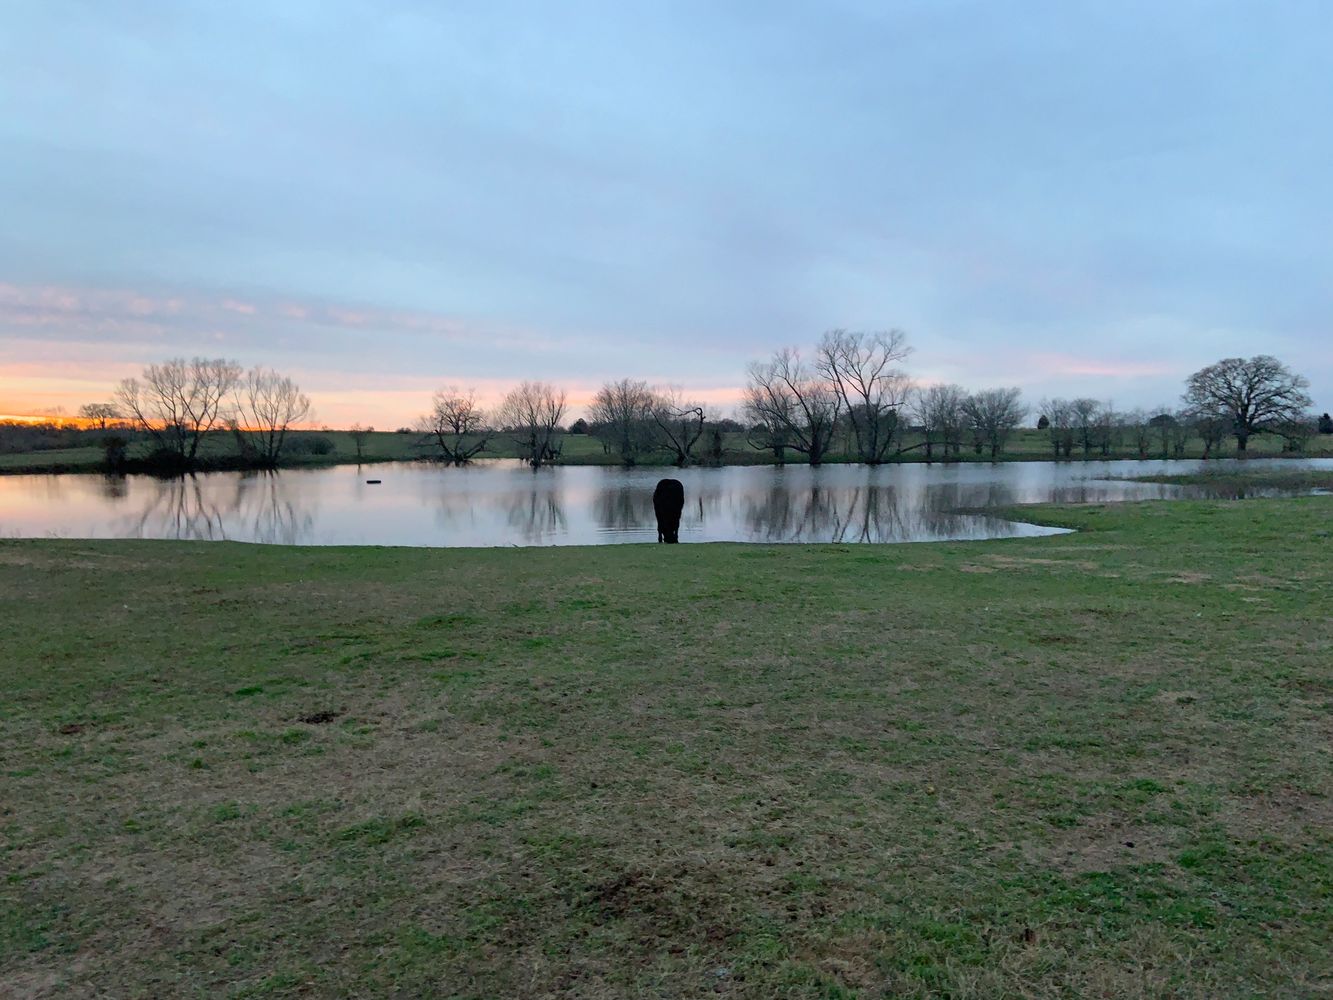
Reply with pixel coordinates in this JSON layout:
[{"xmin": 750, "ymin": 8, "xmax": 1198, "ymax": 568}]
[
  {"xmin": 1154, "ymin": 690, "xmax": 1201, "ymax": 706},
  {"xmin": 1037, "ymin": 819, "xmax": 1177, "ymax": 875},
  {"xmin": 1164, "ymin": 572, "xmax": 1210, "ymax": 585},
  {"xmin": 986, "ymin": 556, "xmax": 1100, "ymax": 571},
  {"xmin": 1223, "ymin": 785, "xmax": 1333, "ymax": 841},
  {"xmin": 297, "ymin": 709, "xmax": 343, "ymax": 725},
  {"xmin": 959, "ymin": 564, "xmax": 996, "ymax": 574}
]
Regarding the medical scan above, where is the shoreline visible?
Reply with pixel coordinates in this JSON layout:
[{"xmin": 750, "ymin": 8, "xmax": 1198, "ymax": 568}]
[{"xmin": 3, "ymin": 447, "xmax": 1331, "ymax": 478}]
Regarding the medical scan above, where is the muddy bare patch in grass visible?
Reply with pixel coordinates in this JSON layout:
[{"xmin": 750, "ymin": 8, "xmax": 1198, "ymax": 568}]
[
  {"xmin": 295, "ymin": 709, "xmax": 342, "ymax": 725},
  {"xmin": 1039, "ymin": 818, "xmax": 1180, "ymax": 874}
]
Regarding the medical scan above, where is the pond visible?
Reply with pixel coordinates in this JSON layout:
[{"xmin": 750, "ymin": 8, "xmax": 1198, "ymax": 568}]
[{"xmin": 1, "ymin": 458, "xmax": 1329, "ymax": 547}]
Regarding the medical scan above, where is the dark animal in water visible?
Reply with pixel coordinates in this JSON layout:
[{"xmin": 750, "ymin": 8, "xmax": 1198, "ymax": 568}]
[{"xmin": 653, "ymin": 478, "xmax": 684, "ymax": 543}]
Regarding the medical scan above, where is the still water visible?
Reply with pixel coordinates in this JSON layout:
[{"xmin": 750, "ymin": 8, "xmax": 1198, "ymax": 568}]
[{"xmin": 1, "ymin": 458, "xmax": 1328, "ymax": 547}]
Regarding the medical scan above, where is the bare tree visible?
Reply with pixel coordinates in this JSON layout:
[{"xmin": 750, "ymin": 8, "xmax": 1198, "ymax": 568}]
[
  {"xmin": 1118, "ymin": 409, "xmax": 1151, "ymax": 459},
  {"xmin": 1040, "ymin": 398, "xmax": 1075, "ymax": 458},
  {"xmin": 1149, "ymin": 408, "xmax": 1178, "ymax": 459},
  {"xmin": 1070, "ymin": 398, "xmax": 1101, "ymax": 456},
  {"xmin": 743, "ymin": 383, "xmax": 794, "ymax": 464},
  {"xmin": 420, "ymin": 387, "xmax": 489, "ymax": 465},
  {"xmin": 962, "ymin": 388, "xmax": 1026, "ymax": 459},
  {"xmin": 815, "ymin": 329, "xmax": 912, "ymax": 463},
  {"xmin": 498, "ymin": 381, "xmax": 566, "ymax": 468},
  {"xmin": 236, "ymin": 367, "xmax": 311, "ymax": 465},
  {"xmin": 744, "ymin": 349, "xmax": 842, "ymax": 466},
  {"xmin": 115, "ymin": 357, "xmax": 242, "ymax": 464},
  {"xmin": 1189, "ymin": 409, "xmax": 1229, "ymax": 459},
  {"xmin": 587, "ymin": 378, "xmax": 655, "ymax": 465},
  {"xmin": 1274, "ymin": 413, "xmax": 1317, "ymax": 453},
  {"xmin": 1167, "ymin": 409, "xmax": 1193, "ymax": 457},
  {"xmin": 79, "ymin": 402, "xmax": 121, "ymax": 430},
  {"xmin": 650, "ymin": 387, "xmax": 706, "ymax": 467},
  {"xmin": 913, "ymin": 384, "xmax": 967, "ymax": 461},
  {"xmin": 1183, "ymin": 356, "xmax": 1312, "ymax": 452},
  {"xmin": 1092, "ymin": 402, "xmax": 1118, "ymax": 456},
  {"xmin": 349, "ymin": 424, "xmax": 374, "ymax": 461}
]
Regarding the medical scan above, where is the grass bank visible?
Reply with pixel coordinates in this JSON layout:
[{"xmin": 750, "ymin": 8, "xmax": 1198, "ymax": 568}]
[
  {"xmin": 2, "ymin": 498, "xmax": 1330, "ymax": 997},
  {"xmin": 1124, "ymin": 468, "xmax": 1333, "ymax": 493},
  {"xmin": 4, "ymin": 428, "xmax": 1331, "ymax": 476}
]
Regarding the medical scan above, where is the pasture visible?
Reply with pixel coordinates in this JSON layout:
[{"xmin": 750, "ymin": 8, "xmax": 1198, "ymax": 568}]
[
  {"xmin": 1, "ymin": 496, "xmax": 1330, "ymax": 997},
  {"xmin": 3, "ymin": 425, "xmax": 1330, "ymax": 476}
]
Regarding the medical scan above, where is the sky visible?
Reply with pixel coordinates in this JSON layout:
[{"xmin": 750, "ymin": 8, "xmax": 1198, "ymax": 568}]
[{"xmin": 2, "ymin": 0, "xmax": 1330, "ymax": 427}]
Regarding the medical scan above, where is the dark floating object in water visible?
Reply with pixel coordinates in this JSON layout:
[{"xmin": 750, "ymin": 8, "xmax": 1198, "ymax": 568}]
[{"xmin": 366, "ymin": 479, "xmax": 382, "ymax": 484}]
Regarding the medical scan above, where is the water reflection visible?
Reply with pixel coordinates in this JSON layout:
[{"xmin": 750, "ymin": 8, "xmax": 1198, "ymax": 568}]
[
  {"xmin": 111, "ymin": 472, "xmax": 317, "ymax": 543},
  {"xmin": 1, "ymin": 457, "xmax": 1327, "ymax": 547},
  {"xmin": 98, "ymin": 475, "xmax": 129, "ymax": 500},
  {"xmin": 593, "ymin": 484, "xmax": 646, "ymax": 533},
  {"xmin": 504, "ymin": 487, "xmax": 567, "ymax": 543}
]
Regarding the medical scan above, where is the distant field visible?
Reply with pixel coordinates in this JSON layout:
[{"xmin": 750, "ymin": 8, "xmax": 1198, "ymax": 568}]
[
  {"xmin": 1126, "ymin": 468, "xmax": 1333, "ymax": 492},
  {"xmin": 2, "ymin": 496, "xmax": 1329, "ymax": 997},
  {"xmin": 1, "ymin": 427, "xmax": 1331, "ymax": 475},
  {"xmin": 0, "ymin": 447, "xmax": 108, "ymax": 471}
]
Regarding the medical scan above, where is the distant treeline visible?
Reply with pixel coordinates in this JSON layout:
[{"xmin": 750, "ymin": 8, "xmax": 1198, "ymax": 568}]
[{"xmin": 7, "ymin": 341, "xmax": 1328, "ymax": 473}]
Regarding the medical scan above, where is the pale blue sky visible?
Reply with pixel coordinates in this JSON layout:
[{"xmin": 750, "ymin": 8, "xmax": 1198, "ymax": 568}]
[{"xmin": 2, "ymin": 0, "xmax": 1329, "ymax": 424}]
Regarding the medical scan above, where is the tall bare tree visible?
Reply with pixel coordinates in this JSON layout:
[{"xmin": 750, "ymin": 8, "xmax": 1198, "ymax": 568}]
[
  {"xmin": 1070, "ymin": 398, "xmax": 1102, "ymax": 456},
  {"xmin": 962, "ymin": 388, "xmax": 1026, "ymax": 459},
  {"xmin": 650, "ymin": 387, "xmax": 706, "ymax": 467},
  {"xmin": 587, "ymin": 378, "xmax": 655, "ymax": 464},
  {"xmin": 498, "ymin": 381, "xmax": 566, "ymax": 468},
  {"xmin": 1123, "ymin": 409, "xmax": 1153, "ymax": 459},
  {"xmin": 744, "ymin": 349, "xmax": 842, "ymax": 466},
  {"xmin": 913, "ymin": 384, "xmax": 967, "ymax": 460},
  {"xmin": 79, "ymin": 402, "xmax": 122, "ymax": 430},
  {"xmin": 1092, "ymin": 402, "xmax": 1118, "ymax": 456},
  {"xmin": 1039, "ymin": 398, "xmax": 1076, "ymax": 458},
  {"xmin": 1149, "ymin": 408, "xmax": 1178, "ymax": 459},
  {"xmin": 1183, "ymin": 356, "xmax": 1312, "ymax": 452},
  {"xmin": 420, "ymin": 387, "xmax": 489, "ymax": 464},
  {"xmin": 115, "ymin": 357, "xmax": 242, "ymax": 464},
  {"xmin": 815, "ymin": 329, "xmax": 912, "ymax": 464},
  {"xmin": 743, "ymin": 383, "xmax": 793, "ymax": 463},
  {"xmin": 236, "ymin": 367, "xmax": 311, "ymax": 465}
]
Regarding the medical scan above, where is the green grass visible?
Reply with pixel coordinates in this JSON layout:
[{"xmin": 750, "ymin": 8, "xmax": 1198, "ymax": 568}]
[
  {"xmin": 0, "ymin": 446, "xmax": 107, "ymax": 472},
  {"xmin": 1, "ymin": 498, "xmax": 1330, "ymax": 997},
  {"xmin": 1124, "ymin": 467, "xmax": 1333, "ymax": 493}
]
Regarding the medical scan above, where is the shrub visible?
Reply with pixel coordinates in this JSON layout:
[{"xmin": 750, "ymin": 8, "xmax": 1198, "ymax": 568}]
[{"xmin": 287, "ymin": 434, "xmax": 335, "ymax": 456}]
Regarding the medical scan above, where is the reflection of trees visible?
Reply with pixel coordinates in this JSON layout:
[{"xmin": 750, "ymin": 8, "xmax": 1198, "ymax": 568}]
[
  {"xmin": 232, "ymin": 472, "xmax": 315, "ymax": 545},
  {"xmin": 98, "ymin": 475, "xmax": 129, "ymax": 500},
  {"xmin": 591, "ymin": 476, "xmax": 728, "ymax": 535},
  {"xmin": 504, "ymin": 487, "xmax": 567, "ymax": 542},
  {"xmin": 741, "ymin": 484, "xmax": 910, "ymax": 542},
  {"xmin": 116, "ymin": 472, "xmax": 315, "ymax": 543},
  {"xmin": 593, "ymin": 485, "xmax": 649, "ymax": 532},
  {"xmin": 123, "ymin": 476, "xmax": 228, "ymax": 541},
  {"xmin": 739, "ymin": 478, "xmax": 1057, "ymax": 543}
]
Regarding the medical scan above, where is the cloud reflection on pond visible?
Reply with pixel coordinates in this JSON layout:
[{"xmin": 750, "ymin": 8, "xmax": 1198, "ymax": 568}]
[{"xmin": 1, "ymin": 457, "xmax": 1328, "ymax": 547}]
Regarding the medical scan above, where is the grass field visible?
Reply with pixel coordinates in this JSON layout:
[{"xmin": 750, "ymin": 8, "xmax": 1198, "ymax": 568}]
[
  {"xmin": 1126, "ymin": 468, "xmax": 1333, "ymax": 493},
  {"xmin": 2, "ymin": 497, "xmax": 1330, "ymax": 997},
  {"xmin": 3, "ymin": 427, "xmax": 1330, "ymax": 476}
]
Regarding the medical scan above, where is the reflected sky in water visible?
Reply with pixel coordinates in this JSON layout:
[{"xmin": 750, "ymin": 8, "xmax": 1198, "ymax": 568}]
[{"xmin": 2, "ymin": 458, "xmax": 1329, "ymax": 547}]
